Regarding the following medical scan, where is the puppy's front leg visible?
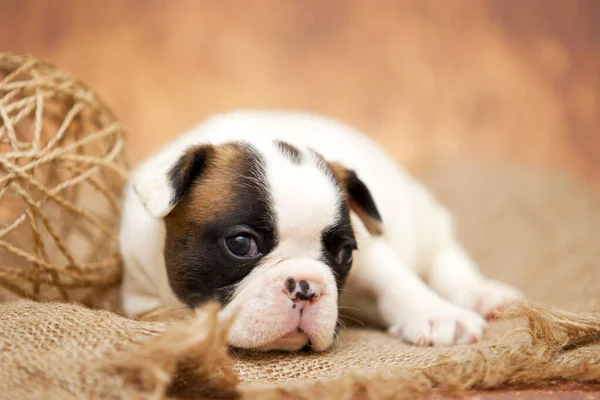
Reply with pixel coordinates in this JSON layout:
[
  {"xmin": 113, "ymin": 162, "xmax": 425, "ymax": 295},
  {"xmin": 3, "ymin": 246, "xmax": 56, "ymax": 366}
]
[
  {"xmin": 428, "ymin": 240, "xmax": 524, "ymax": 319},
  {"xmin": 352, "ymin": 237, "xmax": 485, "ymax": 346}
]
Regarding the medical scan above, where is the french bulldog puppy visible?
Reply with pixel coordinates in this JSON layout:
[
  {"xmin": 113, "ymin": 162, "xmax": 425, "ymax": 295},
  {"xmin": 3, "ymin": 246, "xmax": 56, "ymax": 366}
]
[{"xmin": 119, "ymin": 110, "xmax": 522, "ymax": 351}]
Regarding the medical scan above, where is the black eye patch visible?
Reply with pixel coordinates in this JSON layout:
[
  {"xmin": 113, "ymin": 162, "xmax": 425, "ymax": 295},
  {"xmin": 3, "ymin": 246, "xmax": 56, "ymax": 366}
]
[
  {"xmin": 163, "ymin": 143, "xmax": 279, "ymax": 307},
  {"xmin": 320, "ymin": 203, "xmax": 357, "ymax": 290}
]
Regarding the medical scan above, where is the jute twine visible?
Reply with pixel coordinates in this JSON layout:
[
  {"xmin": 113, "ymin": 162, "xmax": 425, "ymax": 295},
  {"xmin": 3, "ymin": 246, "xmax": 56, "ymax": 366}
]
[{"xmin": 0, "ymin": 53, "xmax": 128, "ymax": 308}]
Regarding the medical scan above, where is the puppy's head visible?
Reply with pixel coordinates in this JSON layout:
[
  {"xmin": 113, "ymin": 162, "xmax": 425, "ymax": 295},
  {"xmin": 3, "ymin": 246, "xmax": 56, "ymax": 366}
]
[{"xmin": 133, "ymin": 139, "xmax": 381, "ymax": 351}]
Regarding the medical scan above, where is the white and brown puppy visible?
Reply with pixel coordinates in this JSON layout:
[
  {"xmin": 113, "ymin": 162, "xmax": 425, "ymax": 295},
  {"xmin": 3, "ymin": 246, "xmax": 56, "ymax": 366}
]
[{"xmin": 119, "ymin": 110, "xmax": 523, "ymax": 352}]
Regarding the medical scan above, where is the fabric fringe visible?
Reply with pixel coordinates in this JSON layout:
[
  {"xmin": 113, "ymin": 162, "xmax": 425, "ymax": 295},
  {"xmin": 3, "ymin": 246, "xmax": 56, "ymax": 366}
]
[
  {"xmin": 102, "ymin": 302, "xmax": 600, "ymax": 399},
  {"xmin": 104, "ymin": 303, "xmax": 238, "ymax": 399}
]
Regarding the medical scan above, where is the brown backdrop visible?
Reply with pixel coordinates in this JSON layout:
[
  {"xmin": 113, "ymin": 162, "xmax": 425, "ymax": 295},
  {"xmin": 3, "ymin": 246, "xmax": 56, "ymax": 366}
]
[
  {"xmin": 0, "ymin": 0, "xmax": 599, "ymax": 192},
  {"xmin": 1, "ymin": 1, "xmax": 600, "ymax": 398}
]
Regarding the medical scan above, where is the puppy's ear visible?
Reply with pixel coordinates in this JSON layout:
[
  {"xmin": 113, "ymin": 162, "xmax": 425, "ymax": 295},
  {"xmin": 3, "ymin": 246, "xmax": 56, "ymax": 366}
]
[
  {"xmin": 328, "ymin": 162, "xmax": 383, "ymax": 235},
  {"xmin": 132, "ymin": 144, "xmax": 214, "ymax": 218}
]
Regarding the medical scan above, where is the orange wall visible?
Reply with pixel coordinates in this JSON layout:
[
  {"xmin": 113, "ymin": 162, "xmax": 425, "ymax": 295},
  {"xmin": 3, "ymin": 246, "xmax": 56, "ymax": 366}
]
[{"xmin": 1, "ymin": 0, "xmax": 598, "ymax": 190}]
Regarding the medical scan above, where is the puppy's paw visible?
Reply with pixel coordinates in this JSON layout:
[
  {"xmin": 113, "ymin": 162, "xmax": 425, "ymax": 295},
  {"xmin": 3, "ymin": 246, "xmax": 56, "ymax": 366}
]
[
  {"xmin": 451, "ymin": 280, "xmax": 524, "ymax": 320},
  {"xmin": 388, "ymin": 306, "xmax": 485, "ymax": 346}
]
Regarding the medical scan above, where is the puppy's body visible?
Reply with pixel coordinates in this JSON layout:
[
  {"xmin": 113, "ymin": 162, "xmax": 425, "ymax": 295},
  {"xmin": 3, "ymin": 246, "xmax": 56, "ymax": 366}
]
[{"xmin": 120, "ymin": 110, "xmax": 522, "ymax": 350}]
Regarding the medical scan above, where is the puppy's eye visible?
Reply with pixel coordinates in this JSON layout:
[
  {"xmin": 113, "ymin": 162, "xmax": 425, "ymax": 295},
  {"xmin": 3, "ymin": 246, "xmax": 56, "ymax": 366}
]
[
  {"xmin": 335, "ymin": 246, "xmax": 354, "ymax": 265},
  {"xmin": 224, "ymin": 234, "xmax": 260, "ymax": 258}
]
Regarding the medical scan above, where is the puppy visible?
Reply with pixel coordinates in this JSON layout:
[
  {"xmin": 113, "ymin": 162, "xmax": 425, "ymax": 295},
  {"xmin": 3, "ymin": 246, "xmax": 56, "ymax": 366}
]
[{"xmin": 119, "ymin": 110, "xmax": 523, "ymax": 351}]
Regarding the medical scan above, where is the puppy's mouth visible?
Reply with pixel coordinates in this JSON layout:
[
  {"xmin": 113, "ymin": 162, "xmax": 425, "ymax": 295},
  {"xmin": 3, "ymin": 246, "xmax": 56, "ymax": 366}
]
[
  {"xmin": 253, "ymin": 327, "xmax": 313, "ymax": 352},
  {"xmin": 281, "ymin": 327, "xmax": 310, "ymax": 342}
]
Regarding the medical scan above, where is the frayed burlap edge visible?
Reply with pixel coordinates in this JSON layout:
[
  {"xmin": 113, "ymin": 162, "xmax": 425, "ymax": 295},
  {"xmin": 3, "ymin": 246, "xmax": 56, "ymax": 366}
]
[
  {"xmin": 103, "ymin": 303, "xmax": 238, "ymax": 400},
  {"xmin": 103, "ymin": 303, "xmax": 600, "ymax": 399}
]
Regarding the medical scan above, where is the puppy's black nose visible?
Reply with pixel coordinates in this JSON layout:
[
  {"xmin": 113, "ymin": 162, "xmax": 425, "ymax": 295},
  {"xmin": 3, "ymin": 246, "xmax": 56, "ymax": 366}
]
[{"xmin": 285, "ymin": 277, "xmax": 321, "ymax": 302}]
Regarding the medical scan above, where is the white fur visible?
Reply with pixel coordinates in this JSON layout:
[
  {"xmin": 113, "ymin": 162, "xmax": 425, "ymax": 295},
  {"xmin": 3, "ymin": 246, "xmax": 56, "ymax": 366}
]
[
  {"xmin": 221, "ymin": 258, "xmax": 338, "ymax": 351},
  {"xmin": 259, "ymin": 141, "xmax": 342, "ymax": 259},
  {"xmin": 120, "ymin": 110, "xmax": 523, "ymax": 350}
]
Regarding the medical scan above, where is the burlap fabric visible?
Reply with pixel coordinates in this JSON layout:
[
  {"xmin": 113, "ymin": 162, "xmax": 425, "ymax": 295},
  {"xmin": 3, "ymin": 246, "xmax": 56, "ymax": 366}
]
[{"xmin": 1, "ymin": 162, "xmax": 599, "ymax": 399}]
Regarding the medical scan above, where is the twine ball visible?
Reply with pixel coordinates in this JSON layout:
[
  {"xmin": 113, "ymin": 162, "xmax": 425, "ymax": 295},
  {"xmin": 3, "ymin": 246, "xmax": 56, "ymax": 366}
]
[{"xmin": 0, "ymin": 53, "xmax": 128, "ymax": 309}]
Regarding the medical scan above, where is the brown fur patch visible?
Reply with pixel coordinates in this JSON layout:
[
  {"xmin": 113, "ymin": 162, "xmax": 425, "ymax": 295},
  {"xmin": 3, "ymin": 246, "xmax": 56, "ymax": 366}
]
[
  {"xmin": 326, "ymin": 161, "xmax": 350, "ymax": 184},
  {"xmin": 165, "ymin": 143, "xmax": 245, "ymax": 227},
  {"xmin": 326, "ymin": 161, "xmax": 383, "ymax": 236},
  {"xmin": 348, "ymin": 200, "xmax": 383, "ymax": 235}
]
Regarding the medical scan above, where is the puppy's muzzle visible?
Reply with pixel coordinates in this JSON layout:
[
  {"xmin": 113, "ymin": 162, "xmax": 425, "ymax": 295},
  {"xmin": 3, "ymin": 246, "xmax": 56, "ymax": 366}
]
[{"xmin": 222, "ymin": 259, "xmax": 339, "ymax": 352}]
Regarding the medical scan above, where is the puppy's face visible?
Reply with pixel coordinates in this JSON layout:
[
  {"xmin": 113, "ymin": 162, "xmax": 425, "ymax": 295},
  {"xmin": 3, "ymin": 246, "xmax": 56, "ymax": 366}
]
[{"xmin": 134, "ymin": 140, "xmax": 381, "ymax": 351}]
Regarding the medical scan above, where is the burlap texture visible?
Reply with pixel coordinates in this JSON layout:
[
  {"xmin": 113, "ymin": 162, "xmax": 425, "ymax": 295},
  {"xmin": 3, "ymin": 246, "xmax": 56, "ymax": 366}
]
[{"xmin": 1, "ymin": 161, "xmax": 599, "ymax": 399}]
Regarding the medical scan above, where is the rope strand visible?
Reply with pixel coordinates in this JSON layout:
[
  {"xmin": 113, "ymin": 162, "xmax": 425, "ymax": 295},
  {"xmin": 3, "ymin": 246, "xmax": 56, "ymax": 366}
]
[{"xmin": 0, "ymin": 53, "xmax": 128, "ymax": 306}]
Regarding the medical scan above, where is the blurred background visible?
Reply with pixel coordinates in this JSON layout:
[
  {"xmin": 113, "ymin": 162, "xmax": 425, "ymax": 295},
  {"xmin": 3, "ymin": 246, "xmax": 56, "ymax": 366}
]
[{"xmin": 1, "ymin": 0, "xmax": 598, "ymax": 192}]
